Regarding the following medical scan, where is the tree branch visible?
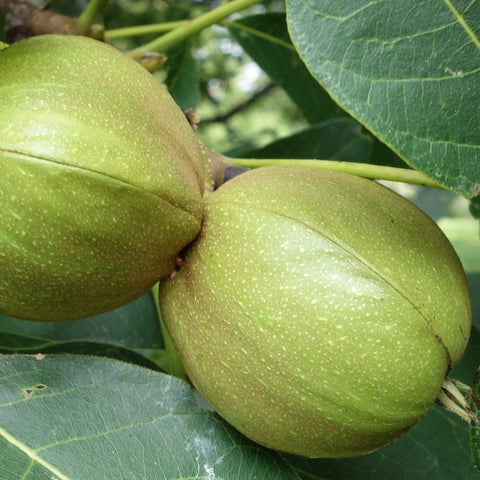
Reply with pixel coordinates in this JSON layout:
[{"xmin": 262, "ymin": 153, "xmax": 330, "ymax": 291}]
[
  {"xmin": 201, "ymin": 83, "xmax": 276, "ymax": 124},
  {"xmin": 0, "ymin": 0, "xmax": 103, "ymax": 42}
]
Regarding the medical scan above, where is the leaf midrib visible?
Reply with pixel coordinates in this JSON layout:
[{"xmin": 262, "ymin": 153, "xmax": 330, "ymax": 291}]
[
  {"xmin": 0, "ymin": 426, "xmax": 70, "ymax": 480},
  {"xmin": 444, "ymin": 0, "xmax": 480, "ymax": 51}
]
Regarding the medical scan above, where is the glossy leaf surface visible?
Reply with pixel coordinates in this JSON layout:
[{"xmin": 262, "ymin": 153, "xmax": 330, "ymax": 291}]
[
  {"xmin": 286, "ymin": 0, "xmax": 480, "ymax": 195},
  {"xmin": 0, "ymin": 355, "xmax": 299, "ymax": 480}
]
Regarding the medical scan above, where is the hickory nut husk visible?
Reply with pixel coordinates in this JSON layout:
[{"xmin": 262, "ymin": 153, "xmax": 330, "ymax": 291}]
[
  {"xmin": 159, "ymin": 166, "xmax": 472, "ymax": 458},
  {"xmin": 0, "ymin": 35, "xmax": 205, "ymax": 321}
]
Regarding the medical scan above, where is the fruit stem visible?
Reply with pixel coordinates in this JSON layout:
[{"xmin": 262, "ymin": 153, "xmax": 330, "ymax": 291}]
[
  {"xmin": 127, "ymin": 0, "xmax": 263, "ymax": 59},
  {"xmin": 105, "ymin": 21, "xmax": 187, "ymax": 40},
  {"xmin": 78, "ymin": 0, "xmax": 109, "ymax": 28},
  {"xmin": 151, "ymin": 283, "xmax": 187, "ymax": 380},
  {"xmin": 436, "ymin": 378, "xmax": 478, "ymax": 423},
  {"xmin": 223, "ymin": 157, "xmax": 447, "ymax": 189}
]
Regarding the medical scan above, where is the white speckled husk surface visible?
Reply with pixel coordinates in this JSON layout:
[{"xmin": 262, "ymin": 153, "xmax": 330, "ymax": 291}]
[
  {"xmin": 0, "ymin": 35, "xmax": 205, "ymax": 320},
  {"xmin": 159, "ymin": 166, "xmax": 471, "ymax": 457}
]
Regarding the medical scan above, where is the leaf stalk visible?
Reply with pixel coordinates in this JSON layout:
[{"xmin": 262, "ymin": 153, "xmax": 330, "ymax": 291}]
[
  {"xmin": 224, "ymin": 157, "xmax": 447, "ymax": 189},
  {"xmin": 78, "ymin": 0, "xmax": 109, "ymax": 27},
  {"xmin": 105, "ymin": 21, "xmax": 187, "ymax": 40},
  {"xmin": 128, "ymin": 0, "xmax": 263, "ymax": 59}
]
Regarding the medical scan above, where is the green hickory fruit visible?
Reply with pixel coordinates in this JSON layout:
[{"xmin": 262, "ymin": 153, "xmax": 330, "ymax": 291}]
[
  {"xmin": 0, "ymin": 35, "xmax": 205, "ymax": 321},
  {"xmin": 159, "ymin": 166, "xmax": 472, "ymax": 458}
]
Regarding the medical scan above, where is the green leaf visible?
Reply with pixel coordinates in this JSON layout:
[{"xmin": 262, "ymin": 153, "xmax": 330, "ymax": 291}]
[
  {"xmin": 0, "ymin": 291, "xmax": 162, "ymax": 351},
  {"xmin": 470, "ymin": 367, "xmax": 480, "ymax": 474},
  {"xmin": 468, "ymin": 273, "xmax": 480, "ymax": 330},
  {"xmin": 242, "ymin": 118, "xmax": 372, "ymax": 161},
  {"xmin": 451, "ymin": 305, "xmax": 480, "ymax": 383},
  {"xmin": 286, "ymin": 0, "xmax": 480, "ymax": 196},
  {"xmin": 164, "ymin": 44, "xmax": 201, "ymax": 110},
  {"xmin": 286, "ymin": 405, "xmax": 476, "ymax": 480},
  {"xmin": 35, "ymin": 341, "xmax": 164, "ymax": 371},
  {"xmin": 470, "ymin": 197, "xmax": 480, "ymax": 219},
  {"xmin": 228, "ymin": 13, "xmax": 343, "ymax": 124},
  {"xmin": 0, "ymin": 355, "xmax": 299, "ymax": 480}
]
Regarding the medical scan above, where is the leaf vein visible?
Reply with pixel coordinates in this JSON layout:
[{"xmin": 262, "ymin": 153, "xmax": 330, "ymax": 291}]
[
  {"xmin": 443, "ymin": 0, "xmax": 480, "ymax": 51},
  {"xmin": 0, "ymin": 426, "xmax": 70, "ymax": 480}
]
